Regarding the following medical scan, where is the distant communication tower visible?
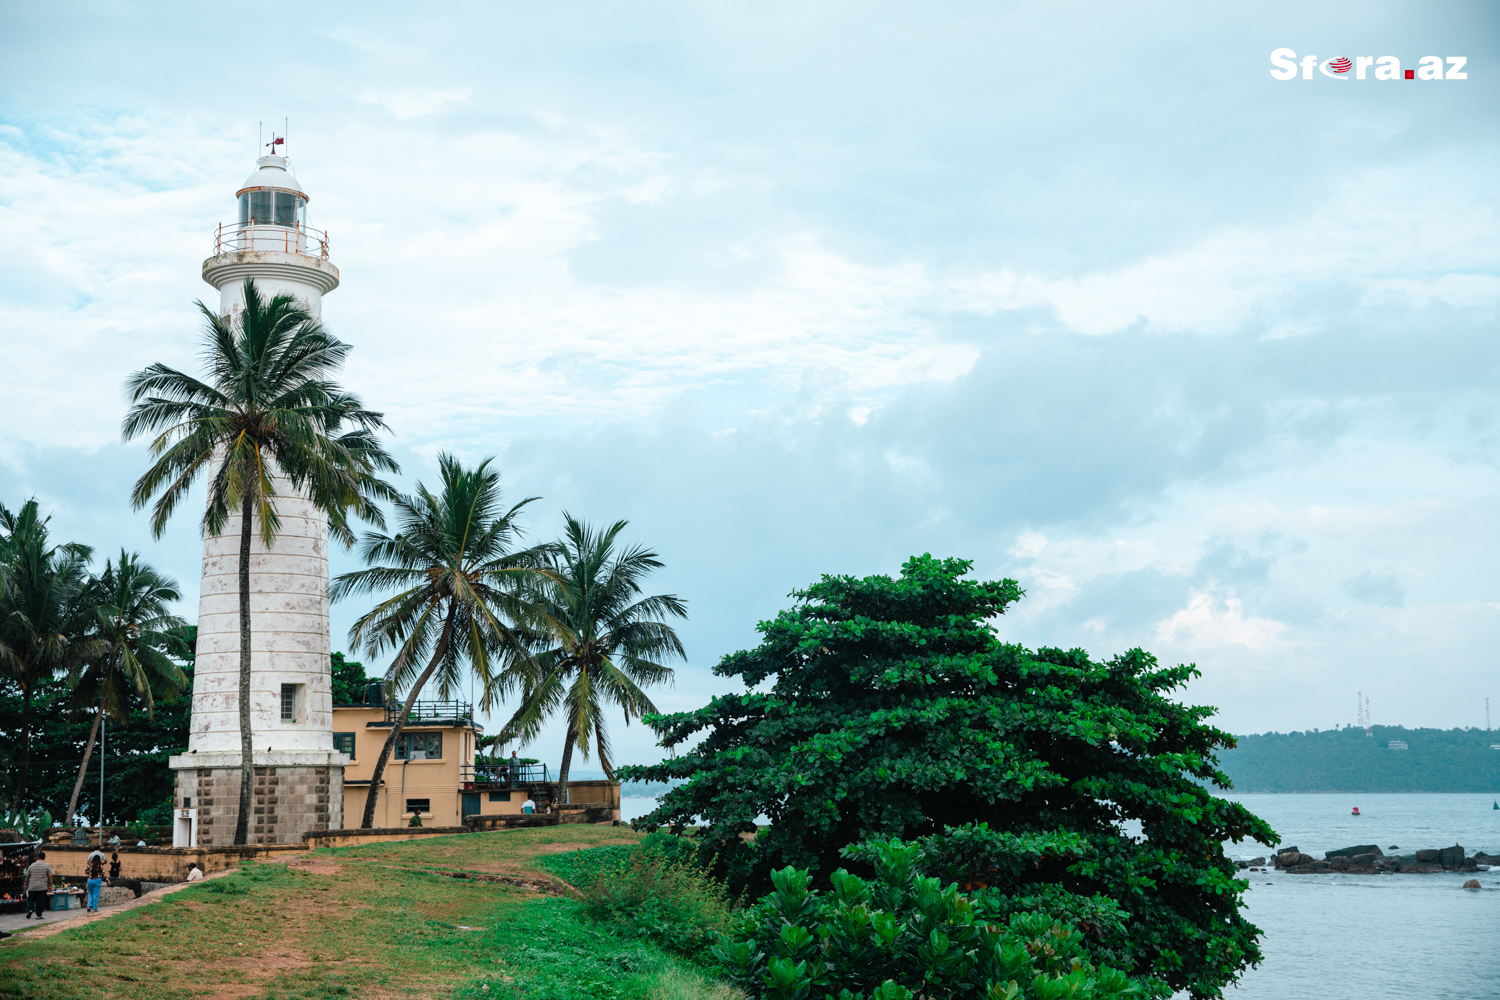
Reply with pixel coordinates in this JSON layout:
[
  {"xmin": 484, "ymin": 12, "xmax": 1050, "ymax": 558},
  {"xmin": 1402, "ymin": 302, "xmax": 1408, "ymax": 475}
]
[
  {"xmin": 1487, "ymin": 697, "xmax": 1491, "ymax": 732},
  {"xmin": 1357, "ymin": 691, "xmax": 1372, "ymax": 736}
]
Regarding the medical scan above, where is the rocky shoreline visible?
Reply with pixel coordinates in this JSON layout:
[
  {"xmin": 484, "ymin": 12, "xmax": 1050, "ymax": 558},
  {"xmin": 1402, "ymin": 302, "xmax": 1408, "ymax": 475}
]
[{"xmin": 1233, "ymin": 843, "xmax": 1498, "ymax": 874}]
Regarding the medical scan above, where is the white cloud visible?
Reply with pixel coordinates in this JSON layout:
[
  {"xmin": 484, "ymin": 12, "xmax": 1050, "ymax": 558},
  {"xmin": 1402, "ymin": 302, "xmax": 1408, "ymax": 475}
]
[
  {"xmin": 948, "ymin": 157, "xmax": 1500, "ymax": 337},
  {"xmin": 356, "ymin": 87, "xmax": 474, "ymax": 120},
  {"xmin": 1155, "ymin": 592, "xmax": 1287, "ymax": 651}
]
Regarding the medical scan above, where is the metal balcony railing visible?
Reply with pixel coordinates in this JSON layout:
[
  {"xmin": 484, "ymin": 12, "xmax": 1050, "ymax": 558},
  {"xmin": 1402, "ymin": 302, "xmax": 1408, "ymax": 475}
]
[
  {"xmin": 213, "ymin": 221, "xmax": 330, "ymax": 259},
  {"xmin": 389, "ymin": 700, "xmax": 473, "ymax": 725},
  {"xmin": 461, "ymin": 762, "xmax": 550, "ymax": 788}
]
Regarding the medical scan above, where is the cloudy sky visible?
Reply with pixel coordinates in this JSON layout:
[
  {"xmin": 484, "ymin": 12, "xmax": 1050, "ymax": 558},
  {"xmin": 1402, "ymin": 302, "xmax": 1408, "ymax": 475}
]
[{"xmin": 1, "ymin": 1, "xmax": 1497, "ymax": 769}]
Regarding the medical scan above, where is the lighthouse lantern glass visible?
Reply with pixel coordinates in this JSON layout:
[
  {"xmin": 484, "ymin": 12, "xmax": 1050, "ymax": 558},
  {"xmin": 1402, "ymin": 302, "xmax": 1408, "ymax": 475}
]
[{"xmin": 238, "ymin": 190, "xmax": 307, "ymax": 228}]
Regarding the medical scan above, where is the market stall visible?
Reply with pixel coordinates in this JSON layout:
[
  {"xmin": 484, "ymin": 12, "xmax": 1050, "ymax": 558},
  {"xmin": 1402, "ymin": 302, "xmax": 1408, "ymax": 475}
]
[{"xmin": 0, "ymin": 842, "xmax": 41, "ymax": 913}]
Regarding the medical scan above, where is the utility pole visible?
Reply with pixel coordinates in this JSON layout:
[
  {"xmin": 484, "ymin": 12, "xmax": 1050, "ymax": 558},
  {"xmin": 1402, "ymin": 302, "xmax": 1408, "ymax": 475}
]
[{"xmin": 98, "ymin": 712, "xmax": 105, "ymax": 845}]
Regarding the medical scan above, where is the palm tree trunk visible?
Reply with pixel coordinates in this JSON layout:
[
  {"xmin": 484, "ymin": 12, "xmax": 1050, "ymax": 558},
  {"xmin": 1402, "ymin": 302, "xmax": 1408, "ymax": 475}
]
[
  {"xmin": 10, "ymin": 683, "xmax": 33, "ymax": 814},
  {"xmin": 64, "ymin": 679, "xmax": 110, "ymax": 825},
  {"xmin": 360, "ymin": 603, "xmax": 456, "ymax": 829},
  {"xmin": 596, "ymin": 732, "xmax": 614, "ymax": 782},
  {"xmin": 233, "ymin": 488, "xmax": 255, "ymax": 846},
  {"xmin": 557, "ymin": 720, "xmax": 579, "ymax": 807}
]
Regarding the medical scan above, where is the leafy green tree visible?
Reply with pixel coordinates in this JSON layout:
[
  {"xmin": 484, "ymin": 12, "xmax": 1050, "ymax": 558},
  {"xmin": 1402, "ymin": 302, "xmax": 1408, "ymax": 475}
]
[
  {"xmin": 498, "ymin": 515, "xmax": 686, "ymax": 804},
  {"xmin": 0, "ymin": 626, "xmax": 195, "ymax": 825},
  {"xmin": 0, "ymin": 499, "xmax": 101, "ymax": 813},
  {"xmin": 330, "ymin": 652, "xmax": 369, "ymax": 704},
  {"xmin": 123, "ymin": 277, "xmax": 397, "ymax": 845},
  {"xmin": 624, "ymin": 555, "xmax": 1274, "ymax": 999},
  {"xmin": 331, "ymin": 454, "xmax": 551, "ymax": 829},
  {"xmin": 62, "ymin": 552, "xmax": 188, "ymax": 825}
]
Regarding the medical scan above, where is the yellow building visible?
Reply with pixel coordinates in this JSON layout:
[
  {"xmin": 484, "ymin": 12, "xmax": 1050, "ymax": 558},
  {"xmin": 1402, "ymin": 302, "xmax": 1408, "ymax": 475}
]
[{"xmin": 333, "ymin": 697, "xmax": 619, "ymax": 829}]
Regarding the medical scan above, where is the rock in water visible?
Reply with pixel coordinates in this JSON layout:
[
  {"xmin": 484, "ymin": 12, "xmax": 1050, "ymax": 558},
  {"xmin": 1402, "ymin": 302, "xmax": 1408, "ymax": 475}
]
[
  {"xmin": 1463, "ymin": 879, "xmax": 1481, "ymax": 890},
  {"xmin": 1325, "ymin": 844, "xmax": 1382, "ymax": 860},
  {"xmin": 1415, "ymin": 849, "xmax": 1441, "ymax": 863},
  {"xmin": 1439, "ymin": 845, "xmax": 1465, "ymax": 869}
]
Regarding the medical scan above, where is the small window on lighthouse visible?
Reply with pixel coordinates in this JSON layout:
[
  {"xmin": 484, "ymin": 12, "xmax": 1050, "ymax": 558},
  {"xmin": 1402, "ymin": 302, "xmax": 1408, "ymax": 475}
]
[{"xmin": 280, "ymin": 683, "xmax": 303, "ymax": 723}]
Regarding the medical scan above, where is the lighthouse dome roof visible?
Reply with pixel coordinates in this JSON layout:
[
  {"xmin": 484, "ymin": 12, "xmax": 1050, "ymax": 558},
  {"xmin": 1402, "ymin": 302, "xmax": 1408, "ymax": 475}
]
[{"xmin": 237, "ymin": 155, "xmax": 309, "ymax": 202}]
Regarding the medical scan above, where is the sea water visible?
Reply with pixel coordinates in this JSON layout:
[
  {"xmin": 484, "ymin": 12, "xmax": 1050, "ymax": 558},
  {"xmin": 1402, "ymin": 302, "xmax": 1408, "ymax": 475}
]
[
  {"xmin": 624, "ymin": 795, "xmax": 1500, "ymax": 998},
  {"xmin": 1218, "ymin": 793, "xmax": 1500, "ymax": 999}
]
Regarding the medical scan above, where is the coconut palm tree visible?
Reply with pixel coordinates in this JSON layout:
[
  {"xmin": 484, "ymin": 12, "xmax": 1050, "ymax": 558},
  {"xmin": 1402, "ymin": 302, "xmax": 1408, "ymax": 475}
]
[
  {"xmin": 0, "ymin": 500, "xmax": 101, "ymax": 813},
  {"xmin": 330, "ymin": 454, "xmax": 553, "ymax": 829},
  {"xmin": 62, "ymin": 552, "xmax": 188, "ymax": 826},
  {"xmin": 498, "ymin": 516, "xmax": 686, "ymax": 805},
  {"xmin": 123, "ymin": 277, "xmax": 397, "ymax": 845}
]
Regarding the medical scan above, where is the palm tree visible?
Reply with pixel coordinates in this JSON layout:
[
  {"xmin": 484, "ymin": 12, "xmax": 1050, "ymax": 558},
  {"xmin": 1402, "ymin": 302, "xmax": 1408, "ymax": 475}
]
[
  {"xmin": 0, "ymin": 500, "xmax": 102, "ymax": 813},
  {"xmin": 123, "ymin": 277, "xmax": 397, "ymax": 845},
  {"xmin": 498, "ymin": 516, "xmax": 686, "ymax": 805},
  {"xmin": 331, "ymin": 454, "xmax": 554, "ymax": 829},
  {"xmin": 62, "ymin": 552, "xmax": 188, "ymax": 826}
]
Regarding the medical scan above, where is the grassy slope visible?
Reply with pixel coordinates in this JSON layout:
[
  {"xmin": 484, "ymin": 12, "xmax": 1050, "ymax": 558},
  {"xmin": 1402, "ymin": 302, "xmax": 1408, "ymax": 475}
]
[{"xmin": 0, "ymin": 828, "xmax": 735, "ymax": 1000}]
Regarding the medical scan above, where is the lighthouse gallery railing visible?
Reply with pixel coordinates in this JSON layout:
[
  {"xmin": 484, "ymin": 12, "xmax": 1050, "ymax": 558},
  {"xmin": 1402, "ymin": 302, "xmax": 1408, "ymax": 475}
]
[{"xmin": 213, "ymin": 221, "xmax": 330, "ymax": 260}]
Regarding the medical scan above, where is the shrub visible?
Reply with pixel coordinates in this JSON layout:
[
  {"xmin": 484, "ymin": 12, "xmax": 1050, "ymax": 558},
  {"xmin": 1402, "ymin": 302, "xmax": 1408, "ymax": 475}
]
[
  {"xmin": 713, "ymin": 841, "xmax": 1153, "ymax": 1000},
  {"xmin": 576, "ymin": 833, "xmax": 738, "ymax": 959}
]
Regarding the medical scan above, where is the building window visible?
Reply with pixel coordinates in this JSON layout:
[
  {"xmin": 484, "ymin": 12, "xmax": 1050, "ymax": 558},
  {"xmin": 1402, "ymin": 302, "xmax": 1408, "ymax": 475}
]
[
  {"xmin": 394, "ymin": 732, "xmax": 442, "ymax": 760},
  {"xmin": 182, "ymin": 797, "xmax": 192, "ymax": 808},
  {"xmin": 488, "ymin": 792, "xmax": 510, "ymax": 803},
  {"xmin": 280, "ymin": 684, "xmax": 302, "ymax": 723},
  {"xmin": 333, "ymin": 733, "xmax": 356, "ymax": 759},
  {"xmin": 405, "ymin": 799, "xmax": 431, "ymax": 815}
]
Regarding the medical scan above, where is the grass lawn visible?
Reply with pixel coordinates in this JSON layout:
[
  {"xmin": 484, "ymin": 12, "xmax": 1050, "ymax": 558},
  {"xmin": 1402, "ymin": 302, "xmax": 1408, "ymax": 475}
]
[{"xmin": 0, "ymin": 828, "xmax": 738, "ymax": 1000}]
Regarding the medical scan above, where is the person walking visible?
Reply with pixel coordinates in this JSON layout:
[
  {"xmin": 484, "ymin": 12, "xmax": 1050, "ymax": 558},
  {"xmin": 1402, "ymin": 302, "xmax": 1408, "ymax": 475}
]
[
  {"xmin": 85, "ymin": 851, "xmax": 107, "ymax": 912},
  {"xmin": 24, "ymin": 852, "xmax": 53, "ymax": 920}
]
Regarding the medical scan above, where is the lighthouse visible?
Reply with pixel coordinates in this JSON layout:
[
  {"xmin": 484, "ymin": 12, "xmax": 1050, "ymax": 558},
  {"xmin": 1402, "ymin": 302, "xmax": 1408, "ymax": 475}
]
[{"xmin": 168, "ymin": 149, "xmax": 348, "ymax": 847}]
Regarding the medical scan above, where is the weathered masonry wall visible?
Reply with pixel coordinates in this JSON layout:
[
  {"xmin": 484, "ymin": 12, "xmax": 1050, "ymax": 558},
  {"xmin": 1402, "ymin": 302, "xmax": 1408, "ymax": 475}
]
[
  {"xmin": 178, "ymin": 764, "xmax": 342, "ymax": 846},
  {"xmin": 37, "ymin": 843, "xmax": 307, "ymax": 882}
]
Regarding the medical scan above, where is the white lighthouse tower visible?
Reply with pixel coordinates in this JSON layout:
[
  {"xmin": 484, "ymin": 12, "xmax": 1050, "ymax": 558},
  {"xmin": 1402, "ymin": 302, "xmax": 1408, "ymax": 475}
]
[{"xmin": 169, "ymin": 148, "xmax": 348, "ymax": 847}]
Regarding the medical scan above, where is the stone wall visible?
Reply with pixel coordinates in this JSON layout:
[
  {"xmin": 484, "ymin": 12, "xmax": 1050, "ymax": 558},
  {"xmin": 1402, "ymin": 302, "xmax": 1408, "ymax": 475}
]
[
  {"xmin": 304, "ymin": 827, "xmax": 474, "ymax": 849},
  {"xmin": 29, "ymin": 843, "xmax": 307, "ymax": 882},
  {"xmin": 180, "ymin": 764, "xmax": 343, "ymax": 846}
]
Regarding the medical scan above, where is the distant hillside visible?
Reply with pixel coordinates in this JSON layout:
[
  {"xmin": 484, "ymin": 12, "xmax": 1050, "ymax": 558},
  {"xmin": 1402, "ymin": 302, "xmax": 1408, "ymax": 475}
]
[{"xmin": 1217, "ymin": 726, "xmax": 1500, "ymax": 793}]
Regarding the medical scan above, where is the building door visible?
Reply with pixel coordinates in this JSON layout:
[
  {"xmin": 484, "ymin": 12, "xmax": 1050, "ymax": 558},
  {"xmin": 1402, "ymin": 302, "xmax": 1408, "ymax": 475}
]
[{"xmin": 461, "ymin": 793, "xmax": 481, "ymax": 818}]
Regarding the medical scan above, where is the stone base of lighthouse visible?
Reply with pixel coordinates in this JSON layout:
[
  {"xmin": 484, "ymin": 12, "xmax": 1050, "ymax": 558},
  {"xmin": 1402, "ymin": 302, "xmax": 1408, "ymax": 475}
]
[{"xmin": 170, "ymin": 752, "xmax": 346, "ymax": 846}]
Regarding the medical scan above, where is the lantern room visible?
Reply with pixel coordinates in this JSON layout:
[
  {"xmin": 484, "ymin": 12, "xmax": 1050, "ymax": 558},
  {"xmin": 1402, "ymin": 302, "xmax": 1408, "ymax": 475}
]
[{"xmin": 236, "ymin": 154, "xmax": 309, "ymax": 228}]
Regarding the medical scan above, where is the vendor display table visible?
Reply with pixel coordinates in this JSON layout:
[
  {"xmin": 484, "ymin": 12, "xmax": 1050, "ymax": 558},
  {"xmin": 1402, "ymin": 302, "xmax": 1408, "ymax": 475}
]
[{"xmin": 50, "ymin": 888, "xmax": 85, "ymax": 911}]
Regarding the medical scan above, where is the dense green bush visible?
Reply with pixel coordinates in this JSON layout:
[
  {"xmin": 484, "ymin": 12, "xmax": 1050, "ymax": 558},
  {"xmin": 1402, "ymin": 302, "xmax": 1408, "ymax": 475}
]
[
  {"xmin": 624, "ymin": 555, "xmax": 1274, "ymax": 998},
  {"xmin": 714, "ymin": 840, "xmax": 1150, "ymax": 1000},
  {"xmin": 575, "ymin": 833, "xmax": 738, "ymax": 959}
]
